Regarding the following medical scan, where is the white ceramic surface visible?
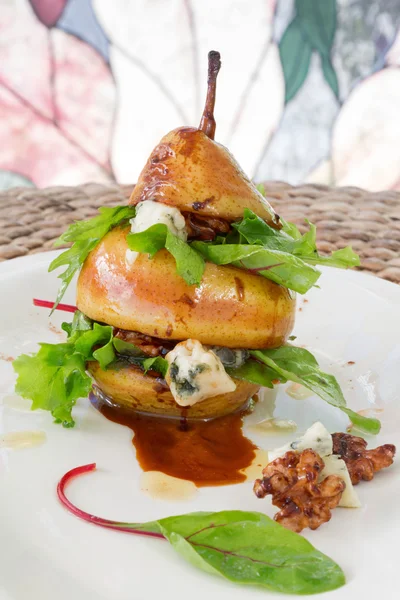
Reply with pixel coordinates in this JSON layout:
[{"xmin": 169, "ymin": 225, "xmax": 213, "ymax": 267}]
[{"xmin": 0, "ymin": 251, "xmax": 399, "ymax": 600}]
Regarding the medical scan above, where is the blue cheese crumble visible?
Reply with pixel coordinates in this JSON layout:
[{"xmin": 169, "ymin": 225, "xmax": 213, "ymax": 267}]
[
  {"xmin": 165, "ymin": 339, "xmax": 236, "ymax": 407},
  {"xmin": 268, "ymin": 421, "xmax": 361, "ymax": 508},
  {"xmin": 268, "ymin": 421, "xmax": 333, "ymax": 463},
  {"xmin": 126, "ymin": 200, "xmax": 187, "ymax": 266}
]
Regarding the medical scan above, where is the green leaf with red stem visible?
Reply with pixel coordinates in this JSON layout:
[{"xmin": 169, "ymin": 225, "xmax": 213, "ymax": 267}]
[
  {"xmin": 58, "ymin": 463, "xmax": 345, "ymax": 595},
  {"xmin": 192, "ymin": 240, "xmax": 320, "ymax": 294},
  {"xmin": 233, "ymin": 209, "xmax": 359, "ymax": 269}
]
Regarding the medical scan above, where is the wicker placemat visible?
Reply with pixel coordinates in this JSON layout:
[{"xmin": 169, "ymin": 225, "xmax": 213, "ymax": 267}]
[{"xmin": 0, "ymin": 182, "xmax": 399, "ymax": 284}]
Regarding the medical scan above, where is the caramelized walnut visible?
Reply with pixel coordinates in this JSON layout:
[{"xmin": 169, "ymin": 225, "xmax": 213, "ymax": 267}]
[
  {"xmin": 185, "ymin": 212, "xmax": 231, "ymax": 241},
  {"xmin": 253, "ymin": 449, "xmax": 345, "ymax": 533},
  {"xmin": 332, "ymin": 432, "xmax": 396, "ymax": 485},
  {"xmin": 113, "ymin": 329, "xmax": 174, "ymax": 357}
]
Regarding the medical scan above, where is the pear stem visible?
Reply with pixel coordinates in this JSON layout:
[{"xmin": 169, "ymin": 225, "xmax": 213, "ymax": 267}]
[{"xmin": 199, "ymin": 51, "xmax": 221, "ymax": 140}]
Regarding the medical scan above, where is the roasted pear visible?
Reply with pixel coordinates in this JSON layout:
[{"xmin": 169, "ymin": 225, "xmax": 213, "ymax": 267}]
[
  {"xmin": 76, "ymin": 51, "xmax": 296, "ymax": 419},
  {"xmin": 89, "ymin": 362, "xmax": 259, "ymax": 420},
  {"xmin": 77, "ymin": 226, "xmax": 295, "ymax": 349},
  {"xmin": 129, "ymin": 51, "xmax": 279, "ymax": 227}
]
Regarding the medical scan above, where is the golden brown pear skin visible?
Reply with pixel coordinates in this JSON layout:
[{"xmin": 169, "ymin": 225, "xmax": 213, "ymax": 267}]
[
  {"xmin": 129, "ymin": 127, "xmax": 280, "ymax": 227},
  {"xmin": 76, "ymin": 226, "xmax": 296, "ymax": 349},
  {"xmin": 89, "ymin": 362, "xmax": 259, "ymax": 419}
]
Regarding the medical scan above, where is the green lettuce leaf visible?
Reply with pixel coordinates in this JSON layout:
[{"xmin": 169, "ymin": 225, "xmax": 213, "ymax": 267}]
[
  {"xmin": 249, "ymin": 346, "xmax": 380, "ymax": 434},
  {"xmin": 13, "ymin": 343, "xmax": 91, "ymax": 427},
  {"xmin": 62, "ymin": 310, "xmax": 93, "ymax": 339},
  {"xmin": 280, "ymin": 217, "xmax": 303, "ymax": 240},
  {"xmin": 14, "ymin": 313, "xmax": 128, "ymax": 426},
  {"xmin": 192, "ymin": 241, "xmax": 320, "ymax": 294},
  {"xmin": 49, "ymin": 206, "xmax": 136, "ymax": 311},
  {"xmin": 127, "ymin": 223, "xmax": 205, "ymax": 286},
  {"xmin": 64, "ymin": 315, "xmax": 116, "ymax": 371}
]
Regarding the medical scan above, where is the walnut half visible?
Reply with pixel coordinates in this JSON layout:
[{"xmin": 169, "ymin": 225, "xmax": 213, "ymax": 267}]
[
  {"xmin": 332, "ymin": 432, "xmax": 396, "ymax": 485},
  {"xmin": 253, "ymin": 449, "xmax": 345, "ymax": 533}
]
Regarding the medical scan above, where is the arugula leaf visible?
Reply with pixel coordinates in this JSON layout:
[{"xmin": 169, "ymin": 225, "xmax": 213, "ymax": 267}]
[
  {"xmin": 127, "ymin": 224, "xmax": 205, "ymax": 285},
  {"xmin": 341, "ymin": 407, "xmax": 381, "ymax": 435},
  {"xmin": 227, "ymin": 359, "xmax": 282, "ymax": 388},
  {"xmin": 125, "ymin": 223, "xmax": 167, "ymax": 257},
  {"xmin": 192, "ymin": 241, "xmax": 320, "ymax": 294},
  {"xmin": 250, "ymin": 347, "xmax": 380, "ymax": 434},
  {"xmin": 142, "ymin": 356, "xmax": 169, "ymax": 378},
  {"xmin": 165, "ymin": 231, "xmax": 205, "ymax": 285},
  {"xmin": 156, "ymin": 510, "xmax": 345, "ymax": 594},
  {"xmin": 49, "ymin": 206, "xmax": 136, "ymax": 311},
  {"xmin": 302, "ymin": 246, "xmax": 361, "ymax": 268},
  {"xmin": 233, "ymin": 209, "xmax": 296, "ymax": 250},
  {"xmin": 112, "ymin": 337, "xmax": 145, "ymax": 357},
  {"xmin": 289, "ymin": 220, "xmax": 359, "ymax": 268},
  {"xmin": 112, "ymin": 338, "xmax": 168, "ymax": 376},
  {"xmin": 234, "ymin": 209, "xmax": 360, "ymax": 269}
]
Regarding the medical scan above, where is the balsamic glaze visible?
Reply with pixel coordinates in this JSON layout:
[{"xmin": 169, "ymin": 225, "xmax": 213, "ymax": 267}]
[{"xmin": 91, "ymin": 391, "xmax": 256, "ymax": 487}]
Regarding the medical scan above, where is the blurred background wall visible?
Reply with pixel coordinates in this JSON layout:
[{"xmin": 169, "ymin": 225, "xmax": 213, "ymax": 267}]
[{"xmin": 0, "ymin": 0, "xmax": 399, "ymax": 192}]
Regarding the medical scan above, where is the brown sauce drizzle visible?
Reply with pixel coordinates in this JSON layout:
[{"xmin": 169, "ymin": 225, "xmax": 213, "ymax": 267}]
[
  {"xmin": 97, "ymin": 400, "xmax": 256, "ymax": 487},
  {"xmin": 234, "ymin": 276, "xmax": 245, "ymax": 301}
]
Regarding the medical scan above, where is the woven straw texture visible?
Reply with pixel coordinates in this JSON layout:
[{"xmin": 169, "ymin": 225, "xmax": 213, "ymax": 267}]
[{"xmin": 0, "ymin": 182, "xmax": 399, "ymax": 283}]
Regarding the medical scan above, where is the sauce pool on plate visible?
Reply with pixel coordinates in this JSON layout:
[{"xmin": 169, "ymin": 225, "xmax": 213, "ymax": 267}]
[{"xmin": 92, "ymin": 393, "xmax": 257, "ymax": 487}]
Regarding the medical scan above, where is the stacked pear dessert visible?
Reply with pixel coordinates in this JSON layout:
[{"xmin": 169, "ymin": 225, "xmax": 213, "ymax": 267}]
[
  {"xmin": 78, "ymin": 51, "xmax": 295, "ymax": 418},
  {"xmin": 13, "ymin": 52, "xmax": 379, "ymax": 436}
]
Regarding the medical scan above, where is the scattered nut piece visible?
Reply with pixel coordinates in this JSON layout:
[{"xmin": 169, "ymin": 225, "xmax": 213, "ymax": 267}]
[
  {"xmin": 332, "ymin": 432, "xmax": 396, "ymax": 485},
  {"xmin": 254, "ymin": 449, "xmax": 345, "ymax": 533}
]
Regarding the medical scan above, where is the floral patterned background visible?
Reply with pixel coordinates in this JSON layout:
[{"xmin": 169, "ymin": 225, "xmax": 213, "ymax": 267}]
[{"xmin": 1, "ymin": 0, "xmax": 400, "ymax": 192}]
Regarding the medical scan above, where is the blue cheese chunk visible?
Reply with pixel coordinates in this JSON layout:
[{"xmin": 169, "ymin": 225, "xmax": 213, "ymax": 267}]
[
  {"xmin": 165, "ymin": 339, "xmax": 236, "ymax": 407},
  {"xmin": 126, "ymin": 200, "xmax": 188, "ymax": 266},
  {"xmin": 130, "ymin": 200, "xmax": 187, "ymax": 240},
  {"xmin": 321, "ymin": 455, "xmax": 361, "ymax": 508},
  {"xmin": 268, "ymin": 422, "xmax": 361, "ymax": 509},
  {"xmin": 268, "ymin": 421, "xmax": 333, "ymax": 463}
]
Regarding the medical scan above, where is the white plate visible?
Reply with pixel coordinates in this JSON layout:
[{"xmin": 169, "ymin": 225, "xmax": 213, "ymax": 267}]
[{"xmin": 0, "ymin": 252, "xmax": 399, "ymax": 600}]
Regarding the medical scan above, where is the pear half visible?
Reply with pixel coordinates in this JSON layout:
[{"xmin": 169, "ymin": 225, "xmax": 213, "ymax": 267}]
[
  {"xmin": 77, "ymin": 226, "xmax": 296, "ymax": 349},
  {"xmin": 89, "ymin": 362, "xmax": 259, "ymax": 420},
  {"xmin": 129, "ymin": 127, "xmax": 279, "ymax": 226}
]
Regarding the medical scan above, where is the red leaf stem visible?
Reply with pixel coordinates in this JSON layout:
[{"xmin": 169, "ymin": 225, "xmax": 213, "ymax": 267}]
[
  {"xmin": 33, "ymin": 298, "xmax": 77, "ymax": 312},
  {"xmin": 57, "ymin": 463, "xmax": 164, "ymax": 539},
  {"xmin": 239, "ymin": 261, "xmax": 284, "ymax": 272}
]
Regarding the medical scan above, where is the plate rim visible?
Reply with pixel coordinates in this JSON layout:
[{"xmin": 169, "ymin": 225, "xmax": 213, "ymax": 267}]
[{"xmin": 1, "ymin": 252, "xmax": 400, "ymax": 600}]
